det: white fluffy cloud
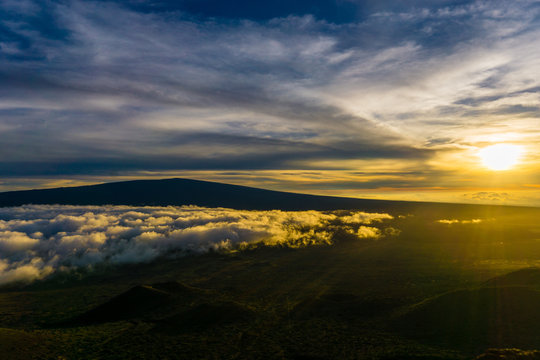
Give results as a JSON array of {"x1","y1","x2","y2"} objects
[
  {"x1": 0, "y1": 205, "x2": 396, "y2": 285},
  {"x1": 354, "y1": 226, "x2": 382, "y2": 239},
  {"x1": 0, "y1": 231, "x2": 39, "y2": 253},
  {"x1": 340, "y1": 212, "x2": 394, "y2": 225}
]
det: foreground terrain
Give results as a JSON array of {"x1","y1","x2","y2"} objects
[{"x1": 1, "y1": 180, "x2": 540, "y2": 359}]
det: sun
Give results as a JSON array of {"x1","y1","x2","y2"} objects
[{"x1": 477, "y1": 144, "x2": 524, "y2": 171}]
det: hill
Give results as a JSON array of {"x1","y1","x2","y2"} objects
[
  {"x1": 64, "y1": 282, "x2": 206, "y2": 326},
  {"x1": 392, "y1": 286, "x2": 540, "y2": 351},
  {"x1": 0, "y1": 178, "x2": 531, "y2": 215},
  {"x1": 483, "y1": 268, "x2": 540, "y2": 288},
  {"x1": 0, "y1": 178, "x2": 425, "y2": 211}
]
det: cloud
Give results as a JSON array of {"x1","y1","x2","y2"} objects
[
  {"x1": 1, "y1": 0, "x2": 512, "y2": 176},
  {"x1": 0, "y1": 231, "x2": 39, "y2": 253},
  {"x1": 340, "y1": 211, "x2": 394, "y2": 224},
  {"x1": 354, "y1": 226, "x2": 382, "y2": 239},
  {"x1": 0, "y1": 258, "x2": 54, "y2": 285},
  {"x1": 436, "y1": 219, "x2": 483, "y2": 225},
  {"x1": 464, "y1": 192, "x2": 511, "y2": 202},
  {"x1": 0, "y1": 205, "x2": 396, "y2": 285},
  {"x1": 384, "y1": 227, "x2": 401, "y2": 237}
]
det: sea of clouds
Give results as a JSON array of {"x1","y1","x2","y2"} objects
[{"x1": 0, "y1": 205, "x2": 397, "y2": 285}]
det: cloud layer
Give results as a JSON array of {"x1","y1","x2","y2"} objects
[{"x1": 0, "y1": 205, "x2": 394, "y2": 285}]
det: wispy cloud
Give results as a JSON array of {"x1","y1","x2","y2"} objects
[{"x1": 0, "y1": 1, "x2": 539, "y2": 204}]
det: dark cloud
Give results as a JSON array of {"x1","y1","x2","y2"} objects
[
  {"x1": 0, "y1": 129, "x2": 431, "y2": 176},
  {"x1": 495, "y1": 105, "x2": 540, "y2": 116},
  {"x1": 119, "y1": 0, "x2": 478, "y2": 24}
]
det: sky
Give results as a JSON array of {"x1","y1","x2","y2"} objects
[{"x1": 1, "y1": 0, "x2": 540, "y2": 206}]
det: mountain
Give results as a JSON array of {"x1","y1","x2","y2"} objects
[
  {"x1": 483, "y1": 268, "x2": 540, "y2": 288},
  {"x1": 0, "y1": 178, "x2": 526, "y2": 214},
  {"x1": 0, "y1": 178, "x2": 404, "y2": 211},
  {"x1": 65, "y1": 282, "x2": 205, "y2": 326},
  {"x1": 392, "y1": 286, "x2": 540, "y2": 350}
]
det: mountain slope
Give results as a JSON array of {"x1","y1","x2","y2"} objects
[
  {"x1": 483, "y1": 268, "x2": 540, "y2": 288},
  {"x1": 0, "y1": 177, "x2": 526, "y2": 213},
  {"x1": 0, "y1": 178, "x2": 408, "y2": 211},
  {"x1": 392, "y1": 286, "x2": 540, "y2": 350}
]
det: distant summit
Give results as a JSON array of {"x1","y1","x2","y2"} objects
[
  {"x1": 0, "y1": 178, "x2": 530, "y2": 214},
  {"x1": 0, "y1": 178, "x2": 404, "y2": 211}
]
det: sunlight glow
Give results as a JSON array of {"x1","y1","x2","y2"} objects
[{"x1": 478, "y1": 144, "x2": 524, "y2": 171}]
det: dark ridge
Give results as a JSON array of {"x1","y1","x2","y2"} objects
[
  {"x1": 0, "y1": 178, "x2": 536, "y2": 214},
  {"x1": 290, "y1": 355, "x2": 331, "y2": 360},
  {"x1": 319, "y1": 292, "x2": 359, "y2": 302},
  {"x1": 379, "y1": 356, "x2": 459, "y2": 360},
  {"x1": 474, "y1": 348, "x2": 540, "y2": 359},
  {"x1": 392, "y1": 286, "x2": 540, "y2": 351},
  {"x1": 292, "y1": 293, "x2": 402, "y2": 320},
  {"x1": 154, "y1": 301, "x2": 254, "y2": 333},
  {"x1": 484, "y1": 268, "x2": 540, "y2": 288},
  {"x1": 70, "y1": 285, "x2": 172, "y2": 325},
  {"x1": 63, "y1": 282, "x2": 202, "y2": 326},
  {"x1": 151, "y1": 281, "x2": 199, "y2": 294}
]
